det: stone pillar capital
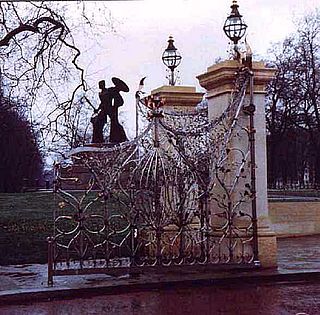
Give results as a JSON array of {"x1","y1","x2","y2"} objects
[
  {"x1": 150, "y1": 85, "x2": 204, "y2": 111},
  {"x1": 197, "y1": 60, "x2": 276, "y2": 99}
]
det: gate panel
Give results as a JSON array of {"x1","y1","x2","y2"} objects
[{"x1": 48, "y1": 69, "x2": 258, "y2": 284}]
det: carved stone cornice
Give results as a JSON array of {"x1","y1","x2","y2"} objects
[
  {"x1": 150, "y1": 85, "x2": 204, "y2": 110},
  {"x1": 197, "y1": 60, "x2": 276, "y2": 98}
]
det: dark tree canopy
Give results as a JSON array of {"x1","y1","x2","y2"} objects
[
  {"x1": 0, "y1": 97, "x2": 43, "y2": 192},
  {"x1": 266, "y1": 9, "x2": 320, "y2": 187}
]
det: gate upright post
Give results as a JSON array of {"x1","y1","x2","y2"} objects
[
  {"x1": 47, "y1": 236, "x2": 54, "y2": 286},
  {"x1": 246, "y1": 70, "x2": 259, "y2": 265}
]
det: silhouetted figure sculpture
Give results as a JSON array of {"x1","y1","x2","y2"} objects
[{"x1": 91, "y1": 78, "x2": 129, "y2": 144}]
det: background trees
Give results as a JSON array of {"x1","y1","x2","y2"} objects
[
  {"x1": 0, "y1": 1, "x2": 114, "y2": 157},
  {"x1": 0, "y1": 1, "x2": 121, "y2": 192},
  {"x1": 0, "y1": 95, "x2": 43, "y2": 192},
  {"x1": 0, "y1": 1, "x2": 116, "y2": 190},
  {"x1": 266, "y1": 9, "x2": 320, "y2": 188}
]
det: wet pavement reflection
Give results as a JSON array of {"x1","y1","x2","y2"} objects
[
  {"x1": 1, "y1": 281, "x2": 319, "y2": 315},
  {"x1": 2, "y1": 236, "x2": 320, "y2": 314},
  {"x1": 278, "y1": 235, "x2": 320, "y2": 272}
]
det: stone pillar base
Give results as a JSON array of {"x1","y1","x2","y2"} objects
[{"x1": 258, "y1": 226, "x2": 278, "y2": 268}]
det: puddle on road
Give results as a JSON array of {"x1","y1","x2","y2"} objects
[{"x1": 0, "y1": 282, "x2": 319, "y2": 315}]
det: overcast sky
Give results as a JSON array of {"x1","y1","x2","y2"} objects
[{"x1": 69, "y1": 0, "x2": 319, "y2": 136}]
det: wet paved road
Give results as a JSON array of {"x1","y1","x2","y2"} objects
[
  {"x1": 278, "y1": 235, "x2": 320, "y2": 272},
  {"x1": 1, "y1": 281, "x2": 319, "y2": 315},
  {"x1": 1, "y1": 236, "x2": 320, "y2": 314}
]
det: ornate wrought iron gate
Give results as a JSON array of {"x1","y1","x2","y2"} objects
[{"x1": 48, "y1": 69, "x2": 258, "y2": 285}]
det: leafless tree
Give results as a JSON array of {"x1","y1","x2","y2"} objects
[
  {"x1": 266, "y1": 9, "x2": 320, "y2": 186},
  {"x1": 0, "y1": 1, "x2": 115, "y2": 158}
]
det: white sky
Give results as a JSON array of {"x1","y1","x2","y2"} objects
[{"x1": 69, "y1": 0, "x2": 319, "y2": 137}]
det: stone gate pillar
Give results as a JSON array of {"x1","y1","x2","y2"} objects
[{"x1": 197, "y1": 60, "x2": 277, "y2": 268}]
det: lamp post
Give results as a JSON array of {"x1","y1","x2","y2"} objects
[
  {"x1": 162, "y1": 36, "x2": 182, "y2": 86},
  {"x1": 223, "y1": 0, "x2": 247, "y2": 53}
]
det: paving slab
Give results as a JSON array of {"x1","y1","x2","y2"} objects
[{"x1": 277, "y1": 235, "x2": 320, "y2": 272}]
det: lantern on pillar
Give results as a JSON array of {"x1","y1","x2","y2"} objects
[
  {"x1": 162, "y1": 36, "x2": 182, "y2": 86},
  {"x1": 223, "y1": 0, "x2": 247, "y2": 48}
]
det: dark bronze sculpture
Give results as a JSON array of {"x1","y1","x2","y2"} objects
[{"x1": 91, "y1": 77, "x2": 129, "y2": 144}]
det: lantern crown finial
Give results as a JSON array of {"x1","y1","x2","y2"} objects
[
  {"x1": 230, "y1": 0, "x2": 241, "y2": 17},
  {"x1": 166, "y1": 36, "x2": 176, "y2": 52}
]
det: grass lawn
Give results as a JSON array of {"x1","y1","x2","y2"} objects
[
  {"x1": 0, "y1": 191, "x2": 129, "y2": 265},
  {"x1": 0, "y1": 191, "x2": 55, "y2": 265}
]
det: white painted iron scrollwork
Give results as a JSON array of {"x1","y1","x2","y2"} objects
[{"x1": 48, "y1": 68, "x2": 258, "y2": 285}]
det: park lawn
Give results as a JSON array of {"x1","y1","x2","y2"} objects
[
  {"x1": 0, "y1": 191, "x2": 127, "y2": 265},
  {"x1": 0, "y1": 192, "x2": 55, "y2": 265}
]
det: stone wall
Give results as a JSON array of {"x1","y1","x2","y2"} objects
[{"x1": 269, "y1": 199, "x2": 320, "y2": 237}]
